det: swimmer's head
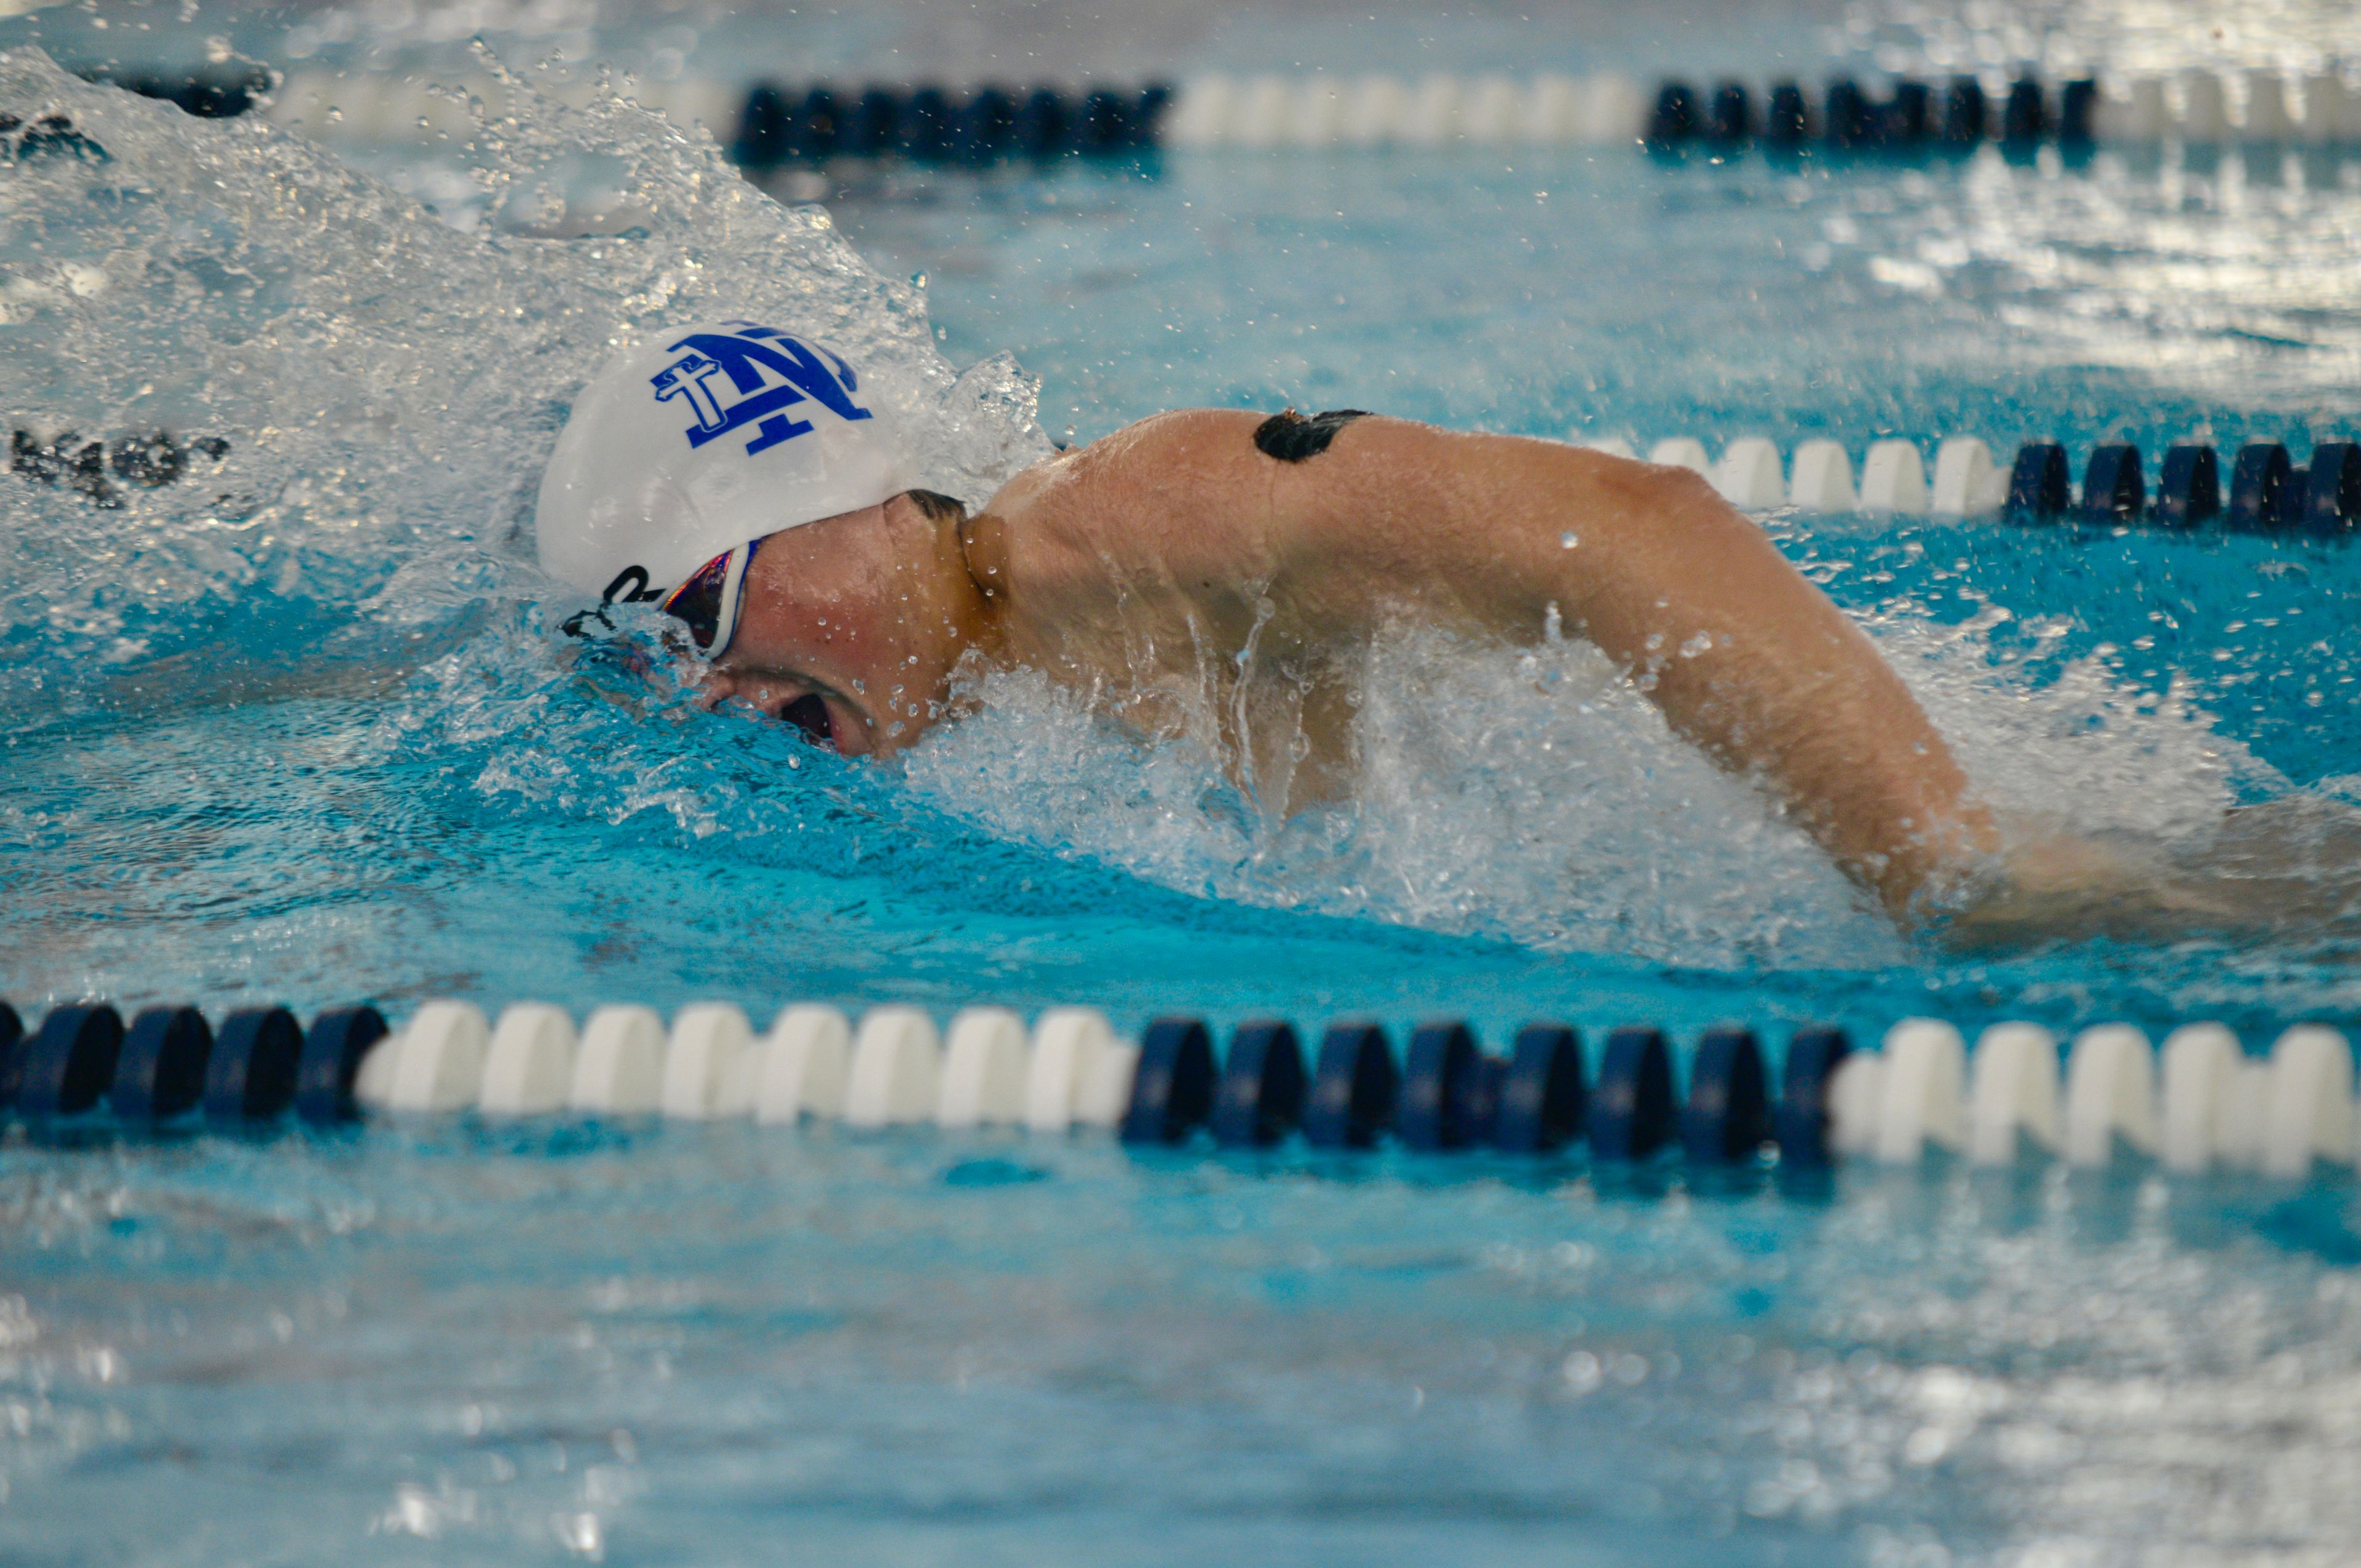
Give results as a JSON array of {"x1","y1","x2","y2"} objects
[
  {"x1": 538, "y1": 321, "x2": 999, "y2": 756},
  {"x1": 535, "y1": 320, "x2": 914, "y2": 660}
]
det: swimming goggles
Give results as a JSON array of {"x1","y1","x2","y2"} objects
[{"x1": 659, "y1": 537, "x2": 758, "y2": 658}]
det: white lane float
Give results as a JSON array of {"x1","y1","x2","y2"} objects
[
  {"x1": 755, "y1": 1005, "x2": 852, "y2": 1125},
  {"x1": 2260, "y1": 1026, "x2": 2353, "y2": 1178},
  {"x1": 2062, "y1": 1024, "x2": 2159, "y2": 1167},
  {"x1": 937, "y1": 1007, "x2": 1030, "y2": 1128},
  {"x1": 662, "y1": 1004, "x2": 756, "y2": 1119},
  {"x1": 385, "y1": 1000, "x2": 488, "y2": 1112},
  {"x1": 480, "y1": 1004, "x2": 577, "y2": 1116},
  {"x1": 1874, "y1": 1018, "x2": 1966, "y2": 1163},
  {"x1": 569, "y1": 1004, "x2": 666, "y2": 1114},
  {"x1": 1966, "y1": 1023, "x2": 2060, "y2": 1165},
  {"x1": 2159, "y1": 1023, "x2": 2244, "y2": 1173},
  {"x1": 1711, "y1": 437, "x2": 1786, "y2": 507},
  {"x1": 844, "y1": 1007, "x2": 942, "y2": 1128},
  {"x1": 1027, "y1": 1007, "x2": 1120, "y2": 1133},
  {"x1": 1789, "y1": 440, "x2": 1857, "y2": 512},
  {"x1": 1858, "y1": 440, "x2": 1929, "y2": 514},
  {"x1": 1647, "y1": 435, "x2": 1710, "y2": 474}
]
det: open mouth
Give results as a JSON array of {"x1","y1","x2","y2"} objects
[{"x1": 778, "y1": 692, "x2": 836, "y2": 750}]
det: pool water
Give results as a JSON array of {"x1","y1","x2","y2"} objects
[{"x1": 7, "y1": 0, "x2": 2361, "y2": 1559}]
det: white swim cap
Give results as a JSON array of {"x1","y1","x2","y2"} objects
[{"x1": 536, "y1": 319, "x2": 912, "y2": 654}]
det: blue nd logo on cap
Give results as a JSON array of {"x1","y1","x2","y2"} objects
[
  {"x1": 649, "y1": 323, "x2": 876, "y2": 456},
  {"x1": 536, "y1": 319, "x2": 917, "y2": 654}
]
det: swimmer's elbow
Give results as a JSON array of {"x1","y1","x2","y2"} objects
[
  {"x1": 1545, "y1": 442, "x2": 1722, "y2": 519},
  {"x1": 1623, "y1": 459, "x2": 1731, "y2": 521},
  {"x1": 1525, "y1": 450, "x2": 1776, "y2": 626},
  {"x1": 1557, "y1": 450, "x2": 1752, "y2": 553}
]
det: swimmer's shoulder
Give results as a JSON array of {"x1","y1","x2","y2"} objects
[
  {"x1": 1003, "y1": 407, "x2": 1441, "y2": 504},
  {"x1": 975, "y1": 409, "x2": 1332, "y2": 595},
  {"x1": 985, "y1": 409, "x2": 1672, "y2": 533},
  {"x1": 978, "y1": 409, "x2": 1268, "y2": 533},
  {"x1": 978, "y1": 407, "x2": 1648, "y2": 571}
]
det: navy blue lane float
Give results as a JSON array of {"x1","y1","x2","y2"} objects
[
  {"x1": 1679, "y1": 1025, "x2": 1769, "y2": 1163},
  {"x1": 1493, "y1": 1024, "x2": 1585, "y2": 1153},
  {"x1": 732, "y1": 81, "x2": 1170, "y2": 168},
  {"x1": 1302, "y1": 1022, "x2": 1399, "y2": 1149},
  {"x1": 1940, "y1": 81, "x2": 1989, "y2": 144},
  {"x1": 1398, "y1": 1021, "x2": 1489, "y2": 1150},
  {"x1": 113, "y1": 1005, "x2": 215, "y2": 1121},
  {"x1": 1212, "y1": 1020, "x2": 1306, "y2": 1147},
  {"x1": 1708, "y1": 84, "x2": 1751, "y2": 143},
  {"x1": 70, "y1": 67, "x2": 270, "y2": 119},
  {"x1": 1648, "y1": 73, "x2": 2094, "y2": 152},
  {"x1": 1588, "y1": 1026, "x2": 1676, "y2": 1160},
  {"x1": 3, "y1": 1004, "x2": 124, "y2": 1119},
  {"x1": 1116, "y1": 1014, "x2": 1836, "y2": 1166},
  {"x1": 1648, "y1": 83, "x2": 1700, "y2": 145},
  {"x1": 1121, "y1": 1017, "x2": 1217, "y2": 1144},
  {"x1": 2156, "y1": 445, "x2": 2221, "y2": 526},
  {"x1": 2006, "y1": 439, "x2": 2359, "y2": 533},
  {"x1": 1765, "y1": 84, "x2": 1811, "y2": 145},
  {"x1": 1772, "y1": 1026, "x2": 1852, "y2": 1168},
  {"x1": 297, "y1": 1006, "x2": 387, "y2": 1123},
  {"x1": 0, "y1": 1000, "x2": 382, "y2": 1128},
  {"x1": 202, "y1": 1006, "x2": 306, "y2": 1123},
  {"x1": 2081, "y1": 443, "x2": 2145, "y2": 523},
  {"x1": 2007, "y1": 441, "x2": 2073, "y2": 518}
]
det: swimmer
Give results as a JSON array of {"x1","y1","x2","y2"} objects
[{"x1": 536, "y1": 320, "x2": 2168, "y2": 937}]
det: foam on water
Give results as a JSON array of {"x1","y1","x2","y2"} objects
[
  {"x1": 0, "y1": 46, "x2": 1048, "y2": 719},
  {"x1": 908, "y1": 590, "x2": 2296, "y2": 969}
]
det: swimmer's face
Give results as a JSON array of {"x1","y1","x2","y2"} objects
[{"x1": 696, "y1": 494, "x2": 982, "y2": 758}]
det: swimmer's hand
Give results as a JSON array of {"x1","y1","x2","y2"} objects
[{"x1": 1929, "y1": 831, "x2": 2249, "y2": 950}]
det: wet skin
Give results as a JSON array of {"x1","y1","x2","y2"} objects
[{"x1": 695, "y1": 410, "x2": 1999, "y2": 924}]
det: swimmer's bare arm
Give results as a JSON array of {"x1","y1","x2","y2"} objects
[{"x1": 979, "y1": 410, "x2": 1998, "y2": 914}]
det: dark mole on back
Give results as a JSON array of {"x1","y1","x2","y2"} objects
[{"x1": 1252, "y1": 408, "x2": 1369, "y2": 462}]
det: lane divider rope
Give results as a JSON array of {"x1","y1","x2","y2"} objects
[
  {"x1": 56, "y1": 66, "x2": 2361, "y2": 157},
  {"x1": 1587, "y1": 434, "x2": 2359, "y2": 530},
  {"x1": 3, "y1": 998, "x2": 2357, "y2": 1182},
  {"x1": 1644, "y1": 69, "x2": 2361, "y2": 149}
]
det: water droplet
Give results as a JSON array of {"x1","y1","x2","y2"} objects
[{"x1": 1560, "y1": 530, "x2": 1578, "y2": 548}]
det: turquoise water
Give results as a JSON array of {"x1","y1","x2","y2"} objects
[
  {"x1": 7, "y1": 0, "x2": 2361, "y2": 1559},
  {"x1": 12, "y1": 1122, "x2": 2361, "y2": 1566},
  {"x1": 8, "y1": 109, "x2": 2361, "y2": 1037}
]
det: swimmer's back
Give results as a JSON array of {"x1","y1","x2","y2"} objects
[{"x1": 969, "y1": 406, "x2": 1648, "y2": 675}]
